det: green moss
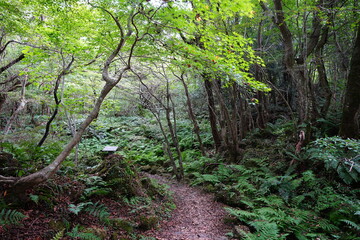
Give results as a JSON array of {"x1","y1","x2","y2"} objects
[
  {"x1": 48, "y1": 220, "x2": 66, "y2": 231},
  {"x1": 110, "y1": 218, "x2": 135, "y2": 233},
  {"x1": 137, "y1": 215, "x2": 159, "y2": 230}
]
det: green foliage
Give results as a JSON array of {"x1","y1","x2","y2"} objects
[
  {"x1": 51, "y1": 229, "x2": 65, "y2": 240},
  {"x1": 29, "y1": 194, "x2": 39, "y2": 205},
  {"x1": 66, "y1": 225, "x2": 101, "y2": 240},
  {"x1": 68, "y1": 202, "x2": 93, "y2": 215},
  {"x1": 308, "y1": 137, "x2": 360, "y2": 184},
  {"x1": 80, "y1": 176, "x2": 112, "y2": 199},
  {"x1": 340, "y1": 219, "x2": 360, "y2": 231},
  {"x1": 187, "y1": 152, "x2": 360, "y2": 239},
  {"x1": 68, "y1": 201, "x2": 110, "y2": 223},
  {"x1": 0, "y1": 140, "x2": 65, "y2": 174},
  {"x1": 85, "y1": 202, "x2": 110, "y2": 222},
  {"x1": 0, "y1": 209, "x2": 27, "y2": 228}
]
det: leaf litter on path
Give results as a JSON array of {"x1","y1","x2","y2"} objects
[{"x1": 144, "y1": 174, "x2": 233, "y2": 240}]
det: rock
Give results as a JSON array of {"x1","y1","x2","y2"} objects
[
  {"x1": 140, "y1": 165, "x2": 152, "y2": 172},
  {"x1": 48, "y1": 220, "x2": 66, "y2": 232},
  {"x1": 110, "y1": 218, "x2": 135, "y2": 233},
  {"x1": 137, "y1": 215, "x2": 159, "y2": 230},
  {"x1": 83, "y1": 226, "x2": 107, "y2": 239},
  {"x1": 96, "y1": 154, "x2": 145, "y2": 197},
  {"x1": 140, "y1": 177, "x2": 166, "y2": 199},
  {"x1": 233, "y1": 225, "x2": 251, "y2": 239},
  {"x1": 0, "y1": 152, "x2": 19, "y2": 176}
]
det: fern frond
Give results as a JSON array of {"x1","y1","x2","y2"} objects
[
  {"x1": 68, "y1": 202, "x2": 92, "y2": 215},
  {"x1": 317, "y1": 218, "x2": 339, "y2": 232},
  {"x1": 0, "y1": 209, "x2": 27, "y2": 226},
  {"x1": 225, "y1": 207, "x2": 258, "y2": 221},
  {"x1": 67, "y1": 225, "x2": 102, "y2": 240},
  {"x1": 51, "y1": 229, "x2": 64, "y2": 240},
  {"x1": 340, "y1": 219, "x2": 360, "y2": 231},
  {"x1": 85, "y1": 202, "x2": 110, "y2": 221},
  {"x1": 249, "y1": 221, "x2": 281, "y2": 240}
]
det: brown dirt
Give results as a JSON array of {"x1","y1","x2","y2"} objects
[{"x1": 144, "y1": 174, "x2": 232, "y2": 240}]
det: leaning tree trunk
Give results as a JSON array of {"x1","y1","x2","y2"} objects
[{"x1": 339, "y1": 24, "x2": 360, "y2": 139}]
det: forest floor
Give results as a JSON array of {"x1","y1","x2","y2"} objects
[
  {"x1": 0, "y1": 173, "x2": 234, "y2": 240},
  {"x1": 144, "y1": 174, "x2": 232, "y2": 240}
]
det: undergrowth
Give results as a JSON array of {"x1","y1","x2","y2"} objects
[{"x1": 1, "y1": 116, "x2": 359, "y2": 239}]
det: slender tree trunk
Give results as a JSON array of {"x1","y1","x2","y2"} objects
[
  {"x1": 38, "y1": 56, "x2": 74, "y2": 147},
  {"x1": 178, "y1": 73, "x2": 206, "y2": 156},
  {"x1": 339, "y1": 24, "x2": 360, "y2": 138},
  {"x1": 203, "y1": 76, "x2": 222, "y2": 151},
  {"x1": 213, "y1": 80, "x2": 241, "y2": 161},
  {"x1": 3, "y1": 77, "x2": 27, "y2": 134},
  {"x1": 164, "y1": 80, "x2": 183, "y2": 180},
  {"x1": 151, "y1": 110, "x2": 179, "y2": 179}
]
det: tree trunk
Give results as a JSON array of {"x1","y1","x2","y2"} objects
[
  {"x1": 3, "y1": 77, "x2": 27, "y2": 134},
  {"x1": 203, "y1": 76, "x2": 222, "y2": 151},
  {"x1": 0, "y1": 5, "x2": 138, "y2": 193},
  {"x1": 178, "y1": 73, "x2": 206, "y2": 156},
  {"x1": 339, "y1": 24, "x2": 360, "y2": 139},
  {"x1": 165, "y1": 80, "x2": 184, "y2": 180},
  {"x1": 38, "y1": 56, "x2": 74, "y2": 147}
]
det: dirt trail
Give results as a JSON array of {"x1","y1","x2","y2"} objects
[{"x1": 145, "y1": 174, "x2": 231, "y2": 240}]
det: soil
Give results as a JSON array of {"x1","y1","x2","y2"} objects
[{"x1": 145, "y1": 174, "x2": 232, "y2": 240}]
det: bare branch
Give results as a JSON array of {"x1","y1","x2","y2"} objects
[{"x1": 0, "y1": 53, "x2": 25, "y2": 74}]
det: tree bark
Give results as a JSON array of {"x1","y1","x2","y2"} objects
[
  {"x1": 339, "y1": 24, "x2": 360, "y2": 139},
  {"x1": 0, "y1": 5, "x2": 138, "y2": 193},
  {"x1": 203, "y1": 76, "x2": 222, "y2": 151},
  {"x1": 38, "y1": 56, "x2": 75, "y2": 147},
  {"x1": 177, "y1": 72, "x2": 206, "y2": 156},
  {"x1": 3, "y1": 77, "x2": 27, "y2": 134},
  {"x1": 0, "y1": 54, "x2": 25, "y2": 74}
]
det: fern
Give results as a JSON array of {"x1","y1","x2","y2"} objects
[
  {"x1": 317, "y1": 218, "x2": 339, "y2": 232},
  {"x1": 340, "y1": 219, "x2": 360, "y2": 231},
  {"x1": 249, "y1": 221, "x2": 282, "y2": 240},
  {"x1": 66, "y1": 225, "x2": 101, "y2": 240},
  {"x1": 225, "y1": 207, "x2": 257, "y2": 221},
  {"x1": 0, "y1": 209, "x2": 27, "y2": 227},
  {"x1": 192, "y1": 173, "x2": 220, "y2": 185},
  {"x1": 68, "y1": 202, "x2": 93, "y2": 215},
  {"x1": 51, "y1": 229, "x2": 65, "y2": 240},
  {"x1": 85, "y1": 202, "x2": 110, "y2": 222}
]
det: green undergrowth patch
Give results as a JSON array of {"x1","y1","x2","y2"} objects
[
  {"x1": 1, "y1": 151, "x2": 175, "y2": 239},
  {"x1": 186, "y1": 123, "x2": 360, "y2": 239}
]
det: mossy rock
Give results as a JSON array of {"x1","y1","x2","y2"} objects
[
  {"x1": 140, "y1": 177, "x2": 167, "y2": 199},
  {"x1": 140, "y1": 165, "x2": 152, "y2": 172},
  {"x1": 203, "y1": 183, "x2": 216, "y2": 193},
  {"x1": 215, "y1": 189, "x2": 246, "y2": 208},
  {"x1": 137, "y1": 215, "x2": 159, "y2": 230},
  {"x1": 48, "y1": 220, "x2": 66, "y2": 232},
  {"x1": 0, "y1": 152, "x2": 19, "y2": 176},
  {"x1": 233, "y1": 225, "x2": 251, "y2": 239},
  {"x1": 111, "y1": 232, "x2": 130, "y2": 240},
  {"x1": 82, "y1": 226, "x2": 108, "y2": 239},
  {"x1": 96, "y1": 154, "x2": 145, "y2": 197},
  {"x1": 110, "y1": 218, "x2": 135, "y2": 233}
]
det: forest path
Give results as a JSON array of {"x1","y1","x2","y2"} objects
[{"x1": 144, "y1": 174, "x2": 231, "y2": 240}]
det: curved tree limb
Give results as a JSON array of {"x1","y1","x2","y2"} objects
[
  {"x1": 0, "y1": 4, "x2": 143, "y2": 193},
  {"x1": 37, "y1": 55, "x2": 75, "y2": 147}
]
